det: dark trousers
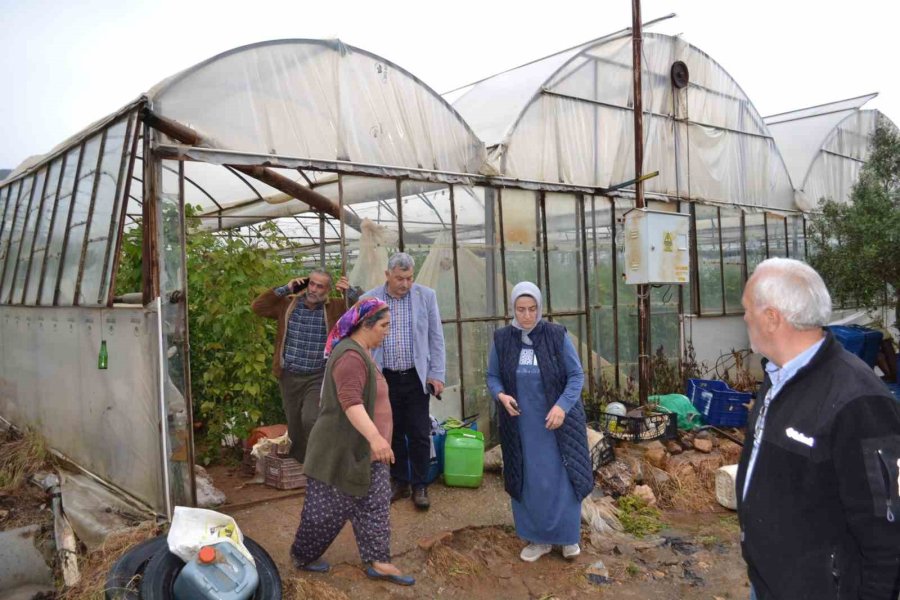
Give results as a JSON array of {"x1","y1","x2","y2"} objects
[
  {"x1": 383, "y1": 368, "x2": 430, "y2": 486},
  {"x1": 279, "y1": 370, "x2": 324, "y2": 464},
  {"x1": 290, "y1": 463, "x2": 391, "y2": 565}
]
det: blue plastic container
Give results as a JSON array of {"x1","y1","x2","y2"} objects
[
  {"x1": 827, "y1": 325, "x2": 883, "y2": 368},
  {"x1": 173, "y1": 541, "x2": 259, "y2": 600},
  {"x1": 686, "y1": 379, "x2": 751, "y2": 428}
]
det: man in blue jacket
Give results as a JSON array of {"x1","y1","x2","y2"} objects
[
  {"x1": 736, "y1": 258, "x2": 900, "y2": 600},
  {"x1": 365, "y1": 252, "x2": 445, "y2": 510}
]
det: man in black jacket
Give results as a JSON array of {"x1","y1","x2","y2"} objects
[{"x1": 736, "y1": 258, "x2": 900, "y2": 600}]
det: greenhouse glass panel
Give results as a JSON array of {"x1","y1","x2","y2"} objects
[
  {"x1": 695, "y1": 204, "x2": 723, "y2": 315},
  {"x1": 720, "y1": 206, "x2": 744, "y2": 313},
  {"x1": 80, "y1": 118, "x2": 130, "y2": 306},
  {"x1": 343, "y1": 175, "x2": 399, "y2": 293},
  {"x1": 745, "y1": 212, "x2": 766, "y2": 276},
  {"x1": 788, "y1": 215, "x2": 805, "y2": 260},
  {"x1": 440, "y1": 322, "x2": 463, "y2": 423},
  {"x1": 0, "y1": 181, "x2": 22, "y2": 297},
  {"x1": 58, "y1": 135, "x2": 103, "y2": 305},
  {"x1": 400, "y1": 183, "x2": 457, "y2": 320},
  {"x1": 10, "y1": 168, "x2": 48, "y2": 303},
  {"x1": 554, "y1": 314, "x2": 590, "y2": 378},
  {"x1": 24, "y1": 159, "x2": 63, "y2": 305},
  {"x1": 587, "y1": 196, "x2": 615, "y2": 385},
  {"x1": 545, "y1": 193, "x2": 584, "y2": 313},
  {"x1": 452, "y1": 185, "x2": 503, "y2": 319},
  {"x1": 615, "y1": 199, "x2": 637, "y2": 378},
  {"x1": 42, "y1": 146, "x2": 82, "y2": 305},
  {"x1": 1, "y1": 176, "x2": 34, "y2": 302},
  {"x1": 766, "y1": 214, "x2": 787, "y2": 258},
  {"x1": 500, "y1": 189, "x2": 540, "y2": 290},
  {"x1": 462, "y1": 320, "x2": 500, "y2": 433}
]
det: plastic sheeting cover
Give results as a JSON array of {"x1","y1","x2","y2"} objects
[
  {"x1": 453, "y1": 33, "x2": 796, "y2": 211},
  {"x1": 150, "y1": 39, "x2": 485, "y2": 177}
]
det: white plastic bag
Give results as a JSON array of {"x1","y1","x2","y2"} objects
[{"x1": 167, "y1": 506, "x2": 255, "y2": 565}]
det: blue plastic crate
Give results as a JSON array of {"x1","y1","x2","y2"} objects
[
  {"x1": 887, "y1": 383, "x2": 900, "y2": 403},
  {"x1": 827, "y1": 325, "x2": 883, "y2": 368},
  {"x1": 686, "y1": 378, "x2": 751, "y2": 428}
]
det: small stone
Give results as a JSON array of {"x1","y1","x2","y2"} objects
[
  {"x1": 633, "y1": 484, "x2": 656, "y2": 507},
  {"x1": 697, "y1": 561, "x2": 710, "y2": 570},
  {"x1": 0, "y1": 508, "x2": 7, "y2": 520},
  {"x1": 694, "y1": 438, "x2": 713, "y2": 454},
  {"x1": 653, "y1": 570, "x2": 666, "y2": 579},
  {"x1": 694, "y1": 430, "x2": 711, "y2": 440},
  {"x1": 680, "y1": 437, "x2": 695, "y2": 451},
  {"x1": 644, "y1": 441, "x2": 668, "y2": 469},
  {"x1": 665, "y1": 441, "x2": 683, "y2": 455},
  {"x1": 586, "y1": 560, "x2": 611, "y2": 585},
  {"x1": 417, "y1": 530, "x2": 453, "y2": 551}
]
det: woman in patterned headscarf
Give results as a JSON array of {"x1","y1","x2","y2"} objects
[
  {"x1": 290, "y1": 297, "x2": 415, "y2": 586},
  {"x1": 487, "y1": 282, "x2": 592, "y2": 563}
]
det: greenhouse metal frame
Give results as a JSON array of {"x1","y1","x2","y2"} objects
[{"x1": 0, "y1": 35, "x2": 891, "y2": 515}]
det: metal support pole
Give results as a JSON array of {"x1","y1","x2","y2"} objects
[{"x1": 632, "y1": 0, "x2": 651, "y2": 405}]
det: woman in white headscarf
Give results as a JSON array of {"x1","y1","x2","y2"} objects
[{"x1": 486, "y1": 282, "x2": 592, "y2": 563}]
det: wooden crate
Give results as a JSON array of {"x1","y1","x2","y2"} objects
[{"x1": 264, "y1": 453, "x2": 307, "y2": 490}]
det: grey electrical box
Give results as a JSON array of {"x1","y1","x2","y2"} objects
[{"x1": 623, "y1": 208, "x2": 690, "y2": 285}]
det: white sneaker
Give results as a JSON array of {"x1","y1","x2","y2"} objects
[
  {"x1": 520, "y1": 543, "x2": 552, "y2": 562},
  {"x1": 561, "y1": 544, "x2": 581, "y2": 559}
]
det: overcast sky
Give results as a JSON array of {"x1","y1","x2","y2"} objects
[{"x1": 1, "y1": 0, "x2": 897, "y2": 169}]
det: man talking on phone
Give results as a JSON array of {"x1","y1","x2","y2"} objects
[{"x1": 252, "y1": 269, "x2": 360, "y2": 466}]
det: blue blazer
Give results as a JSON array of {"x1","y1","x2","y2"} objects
[{"x1": 363, "y1": 283, "x2": 446, "y2": 393}]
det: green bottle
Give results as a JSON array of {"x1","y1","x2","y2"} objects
[{"x1": 98, "y1": 340, "x2": 108, "y2": 370}]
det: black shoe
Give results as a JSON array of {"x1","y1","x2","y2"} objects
[
  {"x1": 412, "y1": 485, "x2": 430, "y2": 510},
  {"x1": 391, "y1": 480, "x2": 411, "y2": 503}
]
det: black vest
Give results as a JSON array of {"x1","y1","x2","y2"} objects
[{"x1": 493, "y1": 321, "x2": 593, "y2": 502}]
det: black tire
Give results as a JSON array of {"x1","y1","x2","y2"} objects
[
  {"x1": 139, "y1": 535, "x2": 282, "y2": 600},
  {"x1": 105, "y1": 535, "x2": 168, "y2": 600}
]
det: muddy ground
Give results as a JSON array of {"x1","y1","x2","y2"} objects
[{"x1": 211, "y1": 465, "x2": 751, "y2": 599}]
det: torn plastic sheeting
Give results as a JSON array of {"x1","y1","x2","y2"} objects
[{"x1": 60, "y1": 471, "x2": 155, "y2": 553}]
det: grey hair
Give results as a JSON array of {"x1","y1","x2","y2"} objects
[
  {"x1": 750, "y1": 258, "x2": 832, "y2": 330},
  {"x1": 308, "y1": 268, "x2": 333, "y2": 286},
  {"x1": 387, "y1": 252, "x2": 415, "y2": 272}
]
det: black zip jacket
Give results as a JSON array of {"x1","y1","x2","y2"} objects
[{"x1": 736, "y1": 333, "x2": 900, "y2": 600}]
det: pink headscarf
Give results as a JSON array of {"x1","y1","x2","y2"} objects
[{"x1": 324, "y1": 297, "x2": 389, "y2": 357}]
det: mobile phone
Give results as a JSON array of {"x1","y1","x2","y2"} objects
[
  {"x1": 291, "y1": 278, "x2": 309, "y2": 294},
  {"x1": 509, "y1": 399, "x2": 519, "y2": 412},
  {"x1": 426, "y1": 382, "x2": 442, "y2": 400}
]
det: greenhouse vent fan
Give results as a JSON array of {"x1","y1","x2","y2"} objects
[{"x1": 671, "y1": 61, "x2": 689, "y2": 89}]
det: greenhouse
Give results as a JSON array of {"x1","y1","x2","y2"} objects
[{"x1": 0, "y1": 34, "x2": 891, "y2": 516}]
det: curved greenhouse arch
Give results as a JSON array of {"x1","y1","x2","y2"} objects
[{"x1": 454, "y1": 32, "x2": 796, "y2": 210}]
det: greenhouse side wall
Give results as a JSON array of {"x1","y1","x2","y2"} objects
[{"x1": 0, "y1": 305, "x2": 165, "y2": 513}]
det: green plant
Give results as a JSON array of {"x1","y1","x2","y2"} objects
[
  {"x1": 617, "y1": 494, "x2": 664, "y2": 538},
  {"x1": 808, "y1": 119, "x2": 900, "y2": 327},
  {"x1": 625, "y1": 563, "x2": 641, "y2": 577},
  {"x1": 116, "y1": 210, "x2": 301, "y2": 462}
]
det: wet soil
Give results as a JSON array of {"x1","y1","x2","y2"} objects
[{"x1": 211, "y1": 467, "x2": 750, "y2": 599}]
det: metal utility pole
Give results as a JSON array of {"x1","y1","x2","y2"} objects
[{"x1": 632, "y1": 0, "x2": 651, "y2": 406}]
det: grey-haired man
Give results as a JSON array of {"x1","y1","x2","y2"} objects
[{"x1": 365, "y1": 252, "x2": 445, "y2": 510}]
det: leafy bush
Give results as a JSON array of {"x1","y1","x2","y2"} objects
[{"x1": 117, "y1": 214, "x2": 300, "y2": 462}]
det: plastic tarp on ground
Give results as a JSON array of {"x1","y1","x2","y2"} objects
[
  {"x1": 765, "y1": 95, "x2": 895, "y2": 210},
  {"x1": 451, "y1": 33, "x2": 796, "y2": 211}
]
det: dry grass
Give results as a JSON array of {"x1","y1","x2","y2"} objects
[
  {"x1": 59, "y1": 521, "x2": 161, "y2": 600},
  {"x1": 427, "y1": 541, "x2": 483, "y2": 579},
  {"x1": 0, "y1": 427, "x2": 51, "y2": 492},
  {"x1": 284, "y1": 576, "x2": 351, "y2": 600},
  {"x1": 644, "y1": 458, "x2": 719, "y2": 513}
]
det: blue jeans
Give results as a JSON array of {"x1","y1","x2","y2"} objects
[{"x1": 750, "y1": 586, "x2": 758, "y2": 600}]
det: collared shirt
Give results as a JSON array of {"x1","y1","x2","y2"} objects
[
  {"x1": 743, "y1": 336, "x2": 826, "y2": 499},
  {"x1": 276, "y1": 285, "x2": 327, "y2": 374},
  {"x1": 382, "y1": 285, "x2": 414, "y2": 371}
]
